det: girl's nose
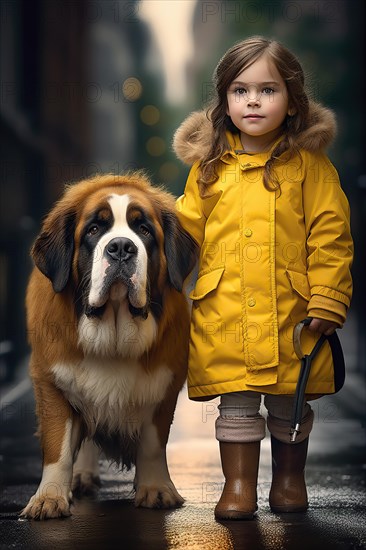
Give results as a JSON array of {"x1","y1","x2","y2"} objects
[
  {"x1": 247, "y1": 98, "x2": 260, "y2": 107},
  {"x1": 246, "y1": 92, "x2": 261, "y2": 106},
  {"x1": 246, "y1": 85, "x2": 261, "y2": 106}
]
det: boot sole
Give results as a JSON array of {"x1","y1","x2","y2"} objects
[
  {"x1": 270, "y1": 504, "x2": 308, "y2": 513},
  {"x1": 215, "y1": 512, "x2": 254, "y2": 521},
  {"x1": 215, "y1": 509, "x2": 257, "y2": 520}
]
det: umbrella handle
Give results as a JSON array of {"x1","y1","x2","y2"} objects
[
  {"x1": 290, "y1": 356, "x2": 310, "y2": 442},
  {"x1": 290, "y1": 317, "x2": 327, "y2": 442},
  {"x1": 293, "y1": 317, "x2": 313, "y2": 360},
  {"x1": 290, "y1": 317, "x2": 345, "y2": 442}
]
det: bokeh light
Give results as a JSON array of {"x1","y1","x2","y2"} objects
[
  {"x1": 146, "y1": 136, "x2": 166, "y2": 156},
  {"x1": 122, "y1": 77, "x2": 143, "y2": 102},
  {"x1": 140, "y1": 105, "x2": 160, "y2": 125}
]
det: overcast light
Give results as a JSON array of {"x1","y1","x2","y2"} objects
[{"x1": 138, "y1": 0, "x2": 197, "y2": 104}]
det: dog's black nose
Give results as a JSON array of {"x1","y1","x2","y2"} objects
[{"x1": 106, "y1": 238, "x2": 137, "y2": 261}]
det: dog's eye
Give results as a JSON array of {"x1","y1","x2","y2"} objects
[
  {"x1": 139, "y1": 224, "x2": 150, "y2": 237},
  {"x1": 87, "y1": 225, "x2": 99, "y2": 236}
]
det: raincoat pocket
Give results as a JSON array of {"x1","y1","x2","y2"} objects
[
  {"x1": 189, "y1": 265, "x2": 225, "y2": 300},
  {"x1": 286, "y1": 268, "x2": 311, "y2": 301}
]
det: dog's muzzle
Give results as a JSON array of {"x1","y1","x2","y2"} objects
[{"x1": 87, "y1": 234, "x2": 148, "y2": 315}]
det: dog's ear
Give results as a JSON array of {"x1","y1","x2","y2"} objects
[
  {"x1": 32, "y1": 207, "x2": 76, "y2": 293},
  {"x1": 162, "y1": 211, "x2": 198, "y2": 292}
]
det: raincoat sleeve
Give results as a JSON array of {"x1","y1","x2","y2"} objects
[
  {"x1": 303, "y1": 153, "x2": 353, "y2": 317},
  {"x1": 175, "y1": 162, "x2": 206, "y2": 247}
]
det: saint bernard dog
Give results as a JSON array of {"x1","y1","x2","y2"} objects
[{"x1": 21, "y1": 172, "x2": 197, "y2": 520}]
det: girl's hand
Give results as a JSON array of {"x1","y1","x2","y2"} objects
[{"x1": 308, "y1": 318, "x2": 338, "y2": 336}]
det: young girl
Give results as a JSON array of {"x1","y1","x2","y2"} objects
[{"x1": 173, "y1": 36, "x2": 353, "y2": 520}]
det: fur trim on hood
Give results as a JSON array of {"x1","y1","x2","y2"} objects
[{"x1": 173, "y1": 101, "x2": 337, "y2": 165}]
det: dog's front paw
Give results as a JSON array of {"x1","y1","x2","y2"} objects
[
  {"x1": 134, "y1": 482, "x2": 184, "y2": 509},
  {"x1": 20, "y1": 495, "x2": 71, "y2": 520},
  {"x1": 72, "y1": 471, "x2": 101, "y2": 498}
]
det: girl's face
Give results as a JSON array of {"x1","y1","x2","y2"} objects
[{"x1": 226, "y1": 54, "x2": 291, "y2": 152}]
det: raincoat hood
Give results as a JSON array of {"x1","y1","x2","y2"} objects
[{"x1": 173, "y1": 101, "x2": 337, "y2": 165}]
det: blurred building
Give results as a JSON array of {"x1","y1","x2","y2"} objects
[{"x1": 0, "y1": 0, "x2": 150, "y2": 379}]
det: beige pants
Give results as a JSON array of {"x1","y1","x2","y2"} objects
[{"x1": 216, "y1": 391, "x2": 313, "y2": 444}]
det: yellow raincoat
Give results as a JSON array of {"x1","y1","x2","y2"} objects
[{"x1": 174, "y1": 106, "x2": 353, "y2": 401}]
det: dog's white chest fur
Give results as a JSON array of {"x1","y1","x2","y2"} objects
[{"x1": 51, "y1": 358, "x2": 173, "y2": 437}]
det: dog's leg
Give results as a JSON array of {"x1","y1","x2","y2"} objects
[
  {"x1": 72, "y1": 439, "x2": 101, "y2": 497},
  {"x1": 134, "y1": 393, "x2": 184, "y2": 509},
  {"x1": 20, "y1": 382, "x2": 81, "y2": 520}
]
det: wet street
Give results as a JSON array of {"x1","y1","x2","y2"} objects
[{"x1": 1, "y1": 321, "x2": 365, "y2": 550}]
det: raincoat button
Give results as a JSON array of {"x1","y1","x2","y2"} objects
[
  {"x1": 248, "y1": 298, "x2": 256, "y2": 307},
  {"x1": 244, "y1": 228, "x2": 252, "y2": 237}
]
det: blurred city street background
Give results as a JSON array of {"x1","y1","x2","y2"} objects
[{"x1": 1, "y1": 1, "x2": 365, "y2": 548}]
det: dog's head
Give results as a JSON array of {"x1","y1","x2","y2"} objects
[{"x1": 32, "y1": 173, "x2": 197, "y2": 320}]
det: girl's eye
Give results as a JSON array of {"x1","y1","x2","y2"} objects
[
  {"x1": 262, "y1": 87, "x2": 275, "y2": 94},
  {"x1": 235, "y1": 87, "x2": 246, "y2": 95},
  {"x1": 140, "y1": 225, "x2": 150, "y2": 236},
  {"x1": 87, "y1": 225, "x2": 99, "y2": 237}
]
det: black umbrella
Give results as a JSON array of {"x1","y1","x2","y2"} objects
[{"x1": 290, "y1": 317, "x2": 345, "y2": 442}]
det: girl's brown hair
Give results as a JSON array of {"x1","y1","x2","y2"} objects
[{"x1": 199, "y1": 36, "x2": 310, "y2": 191}]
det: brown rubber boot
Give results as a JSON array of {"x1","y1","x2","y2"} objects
[
  {"x1": 269, "y1": 435, "x2": 309, "y2": 513},
  {"x1": 214, "y1": 441, "x2": 260, "y2": 520}
]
